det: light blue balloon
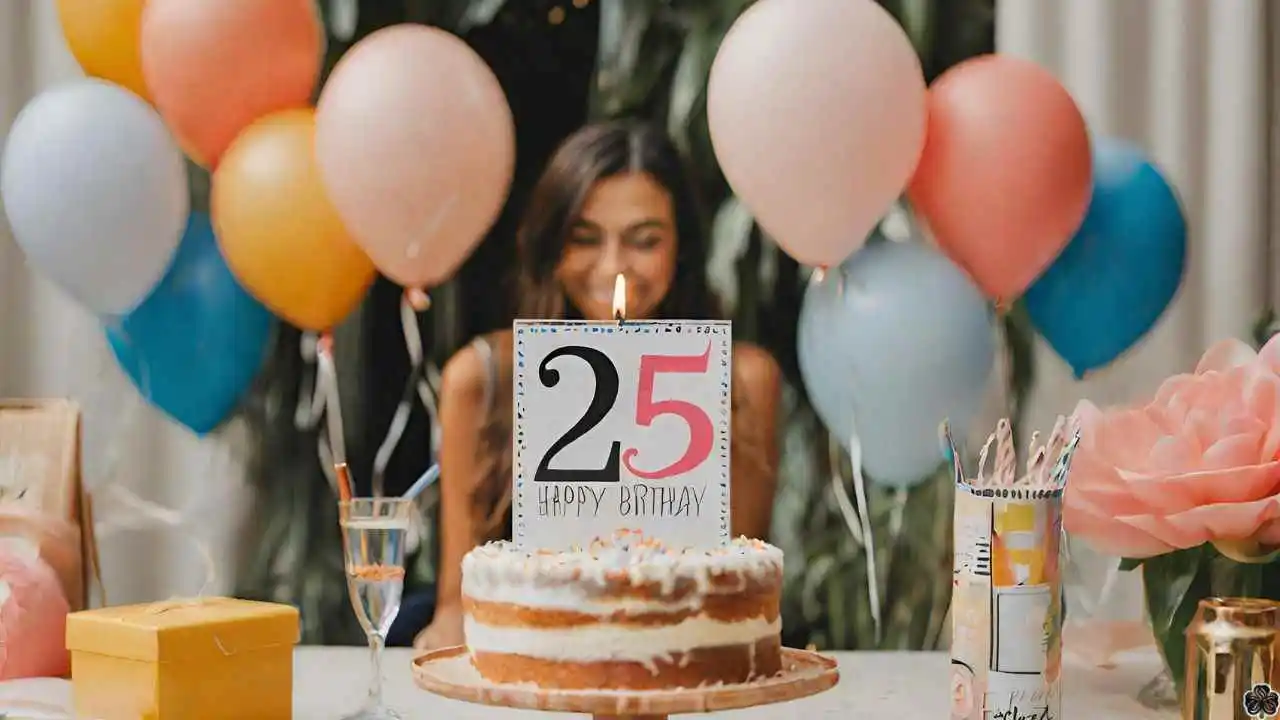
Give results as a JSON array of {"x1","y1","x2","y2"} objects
[
  {"x1": 1024, "y1": 137, "x2": 1187, "y2": 378},
  {"x1": 0, "y1": 79, "x2": 188, "y2": 315},
  {"x1": 107, "y1": 213, "x2": 274, "y2": 435},
  {"x1": 798, "y1": 241, "x2": 997, "y2": 488}
]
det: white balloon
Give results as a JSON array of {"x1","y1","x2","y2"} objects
[{"x1": 1, "y1": 79, "x2": 188, "y2": 315}]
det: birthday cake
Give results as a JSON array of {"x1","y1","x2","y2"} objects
[{"x1": 460, "y1": 529, "x2": 784, "y2": 690}]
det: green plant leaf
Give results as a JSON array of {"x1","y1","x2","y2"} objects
[
  {"x1": 1142, "y1": 545, "x2": 1211, "y2": 686},
  {"x1": 707, "y1": 196, "x2": 755, "y2": 311},
  {"x1": 665, "y1": 11, "x2": 712, "y2": 149},
  {"x1": 455, "y1": 0, "x2": 508, "y2": 31},
  {"x1": 592, "y1": 0, "x2": 669, "y2": 118},
  {"x1": 401, "y1": 0, "x2": 507, "y2": 32},
  {"x1": 896, "y1": 0, "x2": 935, "y2": 58}
]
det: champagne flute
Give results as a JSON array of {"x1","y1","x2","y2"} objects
[{"x1": 340, "y1": 497, "x2": 413, "y2": 720}]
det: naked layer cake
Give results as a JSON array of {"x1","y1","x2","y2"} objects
[{"x1": 460, "y1": 529, "x2": 784, "y2": 690}]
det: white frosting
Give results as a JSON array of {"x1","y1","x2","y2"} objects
[
  {"x1": 462, "y1": 533, "x2": 783, "y2": 611},
  {"x1": 465, "y1": 614, "x2": 780, "y2": 668},
  {"x1": 464, "y1": 581, "x2": 706, "y2": 615}
]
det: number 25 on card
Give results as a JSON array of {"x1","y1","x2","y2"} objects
[{"x1": 514, "y1": 321, "x2": 731, "y2": 485}]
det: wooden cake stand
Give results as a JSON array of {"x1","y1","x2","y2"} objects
[{"x1": 412, "y1": 646, "x2": 839, "y2": 720}]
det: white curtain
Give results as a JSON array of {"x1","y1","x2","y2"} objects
[
  {"x1": 0, "y1": 1, "x2": 251, "y2": 604},
  {"x1": 998, "y1": 0, "x2": 1276, "y2": 620}
]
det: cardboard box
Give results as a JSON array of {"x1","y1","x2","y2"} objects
[
  {"x1": 66, "y1": 597, "x2": 299, "y2": 720},
  {"x1": 0, "y1": 399, "x2": 97, "y2": 610}
]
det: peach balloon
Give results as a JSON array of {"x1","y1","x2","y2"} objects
[
  {"x1": 908, "y1": 55, "x2": 1092, "y2": 303},
  {"x1": 212, "y1": 109, "x2": 376, "y2": 332},
  {"x1": 140, "y1": 0, "x2": 322, "y2": 167},
  {"x1": 57, "y1": 0, "x2": 151, "y2": 102},
  {"x1": 707, "y1": 0, "x2": 926, "y2": 268},
  {"x1": 315, "y1": 25, "x2": 515, "y2": 290}
]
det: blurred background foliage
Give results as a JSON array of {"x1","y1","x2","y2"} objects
[{"x1": 236, "y1": 0, "x2": 1020, "y2": 650}]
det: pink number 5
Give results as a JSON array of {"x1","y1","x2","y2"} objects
[{"x1": 622, "y1": 342, "x2": 715, "y2": 480}]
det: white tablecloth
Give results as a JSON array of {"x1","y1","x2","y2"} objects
[{"x1": 0, "y1": 647, "x2": 1175, "y2": 718}]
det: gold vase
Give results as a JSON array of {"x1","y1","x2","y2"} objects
[{"x1": 1184, "y1": 597, "x2": 1280, "y2": 720}]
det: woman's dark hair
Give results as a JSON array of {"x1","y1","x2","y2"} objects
[
  {"x1": 514, "y1": 119, "x2": 719, "y2": 320},
  {"x1": 470, "y1": 120, "x2": 723, "y2": 537}
]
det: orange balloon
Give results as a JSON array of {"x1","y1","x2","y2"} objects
[
  {"x1": 57, "y1": 0, "x2": 151, "y2": 101},
  {"x1": 908, "y1": 54, "x2": 1092, "y2": 303},
  {"x1": 212, "y1": 109, "x2": 375, "y2": 331},
  {"x1": 141, "y1": 0, "x2": 322, "y2": 168}
]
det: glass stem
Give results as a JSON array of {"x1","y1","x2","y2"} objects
[{"x1": 368, "y1": 632, "x2": 385, "y2": 707}]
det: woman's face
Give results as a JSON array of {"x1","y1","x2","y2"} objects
[{"x1": 556, "y1": 172, "x2": 677, "y2": 321}]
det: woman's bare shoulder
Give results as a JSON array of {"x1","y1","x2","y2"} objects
[
  {"x1": 731, "y1": 341, "x2": 782, "y2": 386},
  {"x1": 440, "y1": 330, "x2": 514, "y2": 401}
]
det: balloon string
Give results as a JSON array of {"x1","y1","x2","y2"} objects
[
  {"x1": 830, "y1": 424, "x2": 882, "y2": 644},
  {"x1": 300, "y1": 333, "x2": 342, "y2": 500},
  {"x1": 828, "y1": 436, "x2": 865, "y2": 548},
  {"x1": 86, "y1": 383, "x2": 226, "y2": 599},
  {"x1": 39, "y1": 314, "x2": 225, "y2": 606},
  {"x1": 59, "y1": 348, "x2": 129, "y2": 608},
  {"x1": 316, "y1": 334, "x2": 346, "y2": 468},
  {"x1": 845, "y1": 424, "x2": 882, "y2": 645},
  {"x1": 368, "y1": 291, "x2": 442, "y2": 498},
  {"x1": 887, "y1": 487, "x2": 908, "y2": 542},
  {"x1": 420, "y1": 362, "x2": 443, "y2": 465},
  {"x1": 369, "y1": 294, "x2": 424, "y2": 495},
  {"x1": 295, "y1": 332, "x2": 326, "y2": 432},
  {"x1": 97, "y1": 482, "x2": 219, "y2": 597}
]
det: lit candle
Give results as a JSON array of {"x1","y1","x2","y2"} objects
[{"x1": 612, "y1": 272, "x2": 626, "y2": 321}]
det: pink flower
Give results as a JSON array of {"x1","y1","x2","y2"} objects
[{"x1": 1064, "y1": 337, "x2": 1280, "y2": 559}]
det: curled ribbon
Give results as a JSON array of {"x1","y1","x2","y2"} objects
[
  {"x1": 100, "y1": 482, "x2": 219, "y2": 598},
  {"x1": 826, "y1": 420, "x2": 882, "y2": 645},
  {"x1": 312, "y1": 295, "x2": 442, "y2": 500}
]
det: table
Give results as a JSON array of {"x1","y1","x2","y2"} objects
[
  {"x1": 2, "y1": 645, "x2": 1177, "y2": 717},
  {"x1": 0, "y1": 648, "x2": 1175, "y2": 718}
]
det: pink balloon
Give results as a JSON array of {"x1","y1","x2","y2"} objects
[
  {"x1": 908, "y1": 55, "x2": 1092, "y2": 303},
  {"x1": 315, "y1": 25, "x2": 515, "y2": 289},
  {"x1": 707, "y1": 0, "x2": 926, "y2": 268}
]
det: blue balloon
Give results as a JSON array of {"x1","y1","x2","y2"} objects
[
  {"x1": 1024, "y1": 137, "x2": 1186, "y2": 377},
  {"x1": 798, "y1": 241, "x2": 997, "y2": 488},
  {"x1": 107, "y1": 212, "x2": 274, "y2": 435}
]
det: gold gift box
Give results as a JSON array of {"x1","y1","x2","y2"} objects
[{"x1": 66, "y1": 597, "x2": 299, "y2": 720}]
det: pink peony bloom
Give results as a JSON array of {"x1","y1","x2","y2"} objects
[{"x1": 1064, "y1": 336, "x2": 1280, "y2": 559}]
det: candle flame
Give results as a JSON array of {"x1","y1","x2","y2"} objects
[{"x1": 612, "y1": 273, "x2": 626, "y2": 320}]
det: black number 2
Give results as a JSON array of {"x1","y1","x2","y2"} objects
[{"x1": 534, "y1": 345, "x2": 621, "y2": 483}]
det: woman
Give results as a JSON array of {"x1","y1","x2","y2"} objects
[{"x1": 416, "y1": 120, "x2": 782, "y2": 649}]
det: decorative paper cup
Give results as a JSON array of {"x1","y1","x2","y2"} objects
[{"x1": 946, "y1": 417, "x2": 1077, "y2": 720}]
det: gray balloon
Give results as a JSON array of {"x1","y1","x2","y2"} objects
[
  {"x1": 798, "y1": 240, "x2": 996, "y2": 487},
  {"x1": 1, "y1": 79, "x2": 188, "y2": 315}
]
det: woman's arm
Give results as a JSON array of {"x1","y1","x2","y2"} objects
[
  {"x1": 730, "y1": 342, "x2": 783, "y2": 540},
  {"x1": 415, "y1": 343, "x2": 490, "y2": 649}
]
